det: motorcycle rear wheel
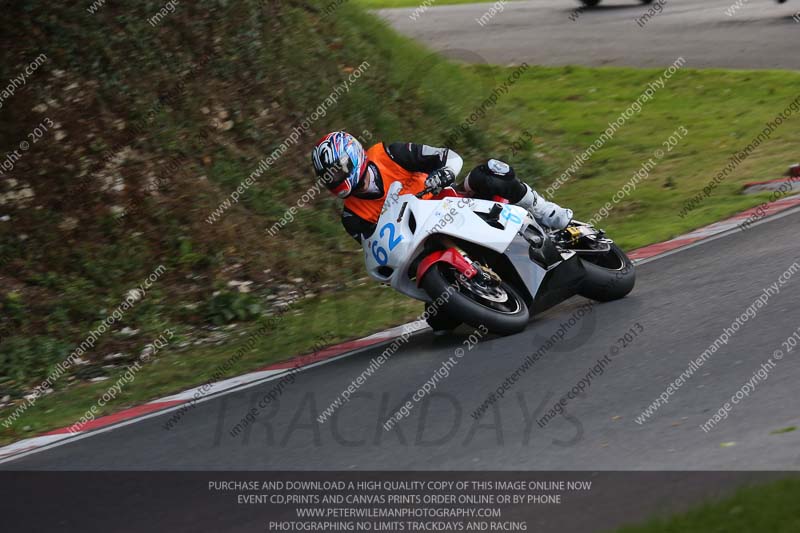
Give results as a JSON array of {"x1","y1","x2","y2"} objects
[
  {"x1": 576, "y1": 243, "x2": 635, "y2": 302},
  {"x1": 421, "y1": 263, "x2": 529, "y2": 336}
]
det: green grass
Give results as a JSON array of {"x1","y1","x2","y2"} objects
[{"x1": 615, "y1": 478, "x2": 800, "y2": 532}]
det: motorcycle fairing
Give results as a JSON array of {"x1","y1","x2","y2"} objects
[
  {"x1": 364, "y1": 182, "x2": 526, "y2": 302},
  {"x1": 501, "y1": 234, "x2": 587, "y2": 315}
]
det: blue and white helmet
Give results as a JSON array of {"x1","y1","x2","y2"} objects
[{"x1": 311, "y1": 131, "x2": 367, "y2": 198}]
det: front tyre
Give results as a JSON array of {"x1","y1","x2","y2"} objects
[
  {"x1": 577, "y1": 243, "x2": 636, "y2": 302},
  {"x1": 424, "y1": 302, "x2": 462, "y2": 334},
  {"x1": 421, "y1": 264, "x2": 529, "y2": 336}
]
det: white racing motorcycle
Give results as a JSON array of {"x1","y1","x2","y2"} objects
[{"x1": 363, "y1": 181, "x2": 635, "y2": 335}]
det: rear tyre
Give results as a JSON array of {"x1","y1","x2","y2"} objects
[
  {"x1": 421, "y1": 263, "x2": 529, "y2": 336},
  {"x1": 577, "y1": 243, "x2": 635, "y2": 302}
]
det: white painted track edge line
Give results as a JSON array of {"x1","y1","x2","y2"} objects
[{"x1": 635, "y1": 203, "x2": 800, "y2": 266}]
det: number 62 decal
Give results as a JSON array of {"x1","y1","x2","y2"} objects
[{"x1": 371, "y1": 223, "x2": 403, "y2": 265}]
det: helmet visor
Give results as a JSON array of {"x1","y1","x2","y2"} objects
[{"x1": 318, "y1": 155, "x2": 352, "y2": 191}]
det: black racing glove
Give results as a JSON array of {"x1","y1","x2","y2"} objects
[{"x1": 424, "y1": 168, "x2": 456, "y2": 193}]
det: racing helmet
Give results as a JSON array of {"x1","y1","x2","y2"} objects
[{"x1": 311, "y1": 131, "x2": 368, "y2": 198}]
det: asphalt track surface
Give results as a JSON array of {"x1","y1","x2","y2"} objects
[
  {"x1": 376, "y1": 0, "x2": 800, "y2": 69},
  {"x1": 6, "y1": 206, "x2": 800, "y2": 472}
]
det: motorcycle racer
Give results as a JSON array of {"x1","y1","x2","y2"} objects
[{"x1": 311, "y1": 131, "x2": 573, "y2": 243}]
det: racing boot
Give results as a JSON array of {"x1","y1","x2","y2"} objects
[{"x1": 517, "y1": 184, "x2": 573, "y2": 230}]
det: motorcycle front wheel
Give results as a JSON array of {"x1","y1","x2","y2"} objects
[{"x1": 421, "y1": 263, "x2": 529, "y2": 336}]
